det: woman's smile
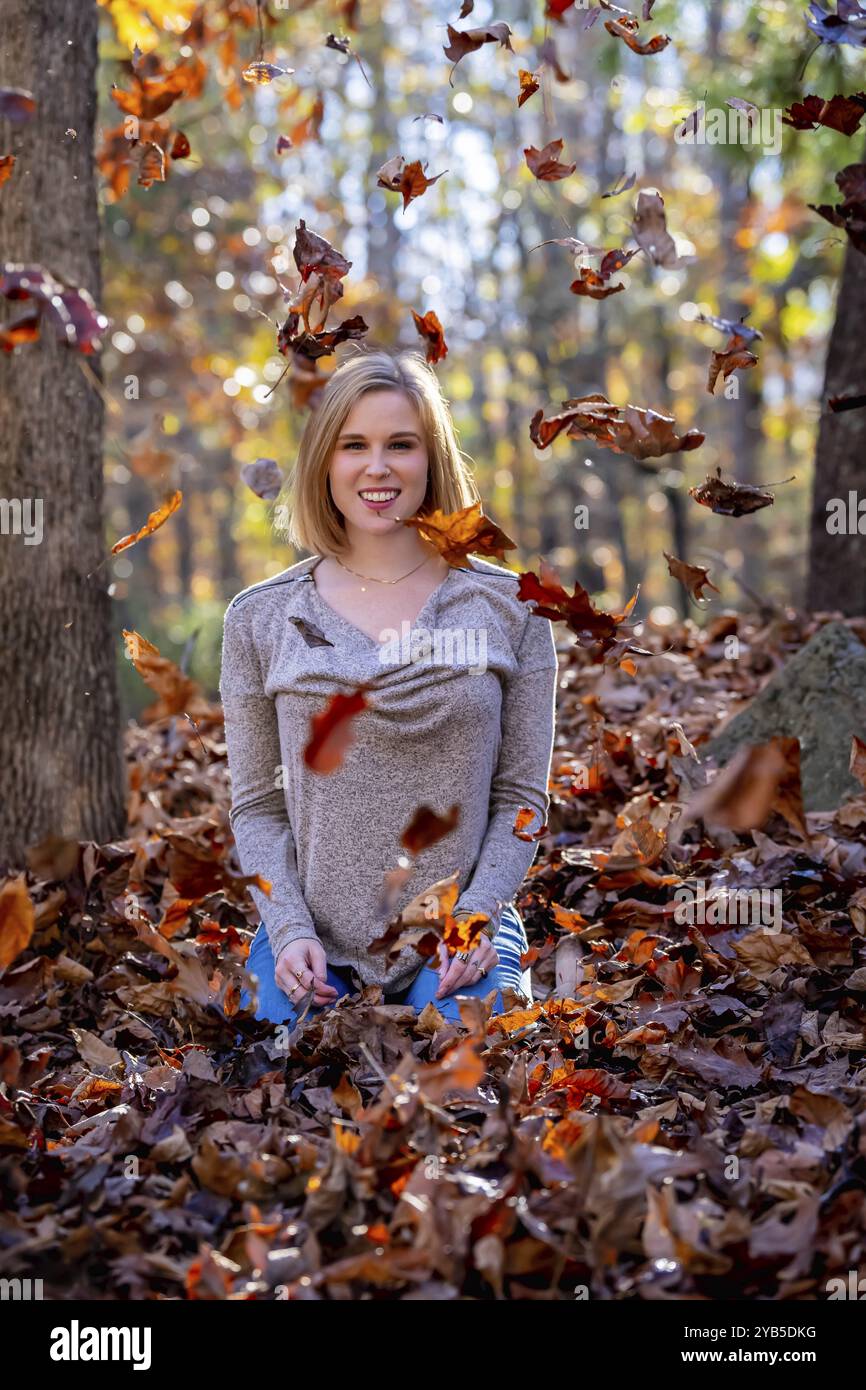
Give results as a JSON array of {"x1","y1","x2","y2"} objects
[{"x1": 358, "y1": 487, "x2": 402, "y2": 510}]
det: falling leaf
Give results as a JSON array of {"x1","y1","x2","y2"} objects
[
  {"x1": 676, "y1": 105, "x2": 703, "y2": 141},
  {"x1": 240, "y1": 457, "x2": 284, "y2": 501},
  {"x1": 403, "y1": 502, "x2": 516, "y2": 566},
  {"x1": 517, "y1": 69, "x2": 540, "y2": 107},
  {"x1": 783, "y1": 92, "x2": 866, "y2": 134},
  {"x1": 530, "y1": 392, "x2": 705, "y2": 460},
  {"x1": 707, "y1": 344, "x2": 758, "y2": 394},
  {"x1": 0, "y1": 87, "x2": 35, "y2": 122},
  {"x1": 513, "y1": 807, "x2": 547, "y2": 842},
  {"x1": 376, "y1": 155, "x2": 447, "y2": 210},
  {"x1": 443, "y1": 22, "x2": 514, "y2": 83},
  {"x1": 411, "y1": 308, "x2": 448, "y2": 363},
  {"x1": 400, "y1": 805, "x2": 461, "y2": 856},
  {"x1": 807, "y1": 0, "x2": 866, "y2": 49},
  {"x1": 111, "y1": 490, "x2": 182, "y2": 553},
  {"x1": 850, "y1": 735, "x2": 866, "y2": 789},
  {"x1": 684, "y1": 737, "x2": 807, "y2": 838},
  {"x1": 0, "y1": 875, "x2": 35, "y2": 972},
  {"x1": 809, "y1": 163, "x2": 866, "y2": 253},
  {"x1": 828, "y1": 391, "x2": 866, "y2": 412},
  {"x1": 604, "y1": 14, "x2": 671, "y2": 56},
  {"x1": 516, "y1": 556, "x2": 642, "y2": 661},
  {"x1": 606, "y1": 818, "x2": 666, "y2": 873},
  {"x1": 664, "y1": 552, "x2": 720, "y2": 604},
  {"x1": 524, "y1": 138, "x2": 576, "y2": 182},
  {"x1": 0, "y1": 263, "x2": 109, "y2": 354},
  {"x1": 0, "y1": 156, "x2": 15, "y2": 185},
  {"x1": 137, "y1": 140, "x2": 166, "y2": 187},
  {"x1": 631, "y1": 190, "x2": 691, "y2": 268},
  {"x1": 304, "y1": 687, "x2": 370, "y2": 773},
  {"x1": 688, "y1": 468, "x2": 778, "y2": 517},
  {"x1": 569, "y1": 268, "x2": 626, "y2": 299},
  {"x1": 122, "y1": 629, "x2": 205, "y2": 719},
  {"x1": 601, "y1": 170, "x2": 637, "y2": 198},
  {"x1": 242, "y1": 62, "x2": 294, "y2": 85}
]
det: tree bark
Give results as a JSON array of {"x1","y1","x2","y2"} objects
[
  {"x1": 0, "y1": 0, "x2": 126, "y2": 865},
  {"x1": 807, "y1": 238, "x2": 866, "y2": 616}
]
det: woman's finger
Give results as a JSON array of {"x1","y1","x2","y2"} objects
[
  {"x1": 436, "y1": 958, "x2": 476, "y2": 997},
  {"x1": 437, "y1": 943, "x2": 497, "y2": 998},
  {"x1": 437, "y1": 941, "x2": 449, "y2": 981}
]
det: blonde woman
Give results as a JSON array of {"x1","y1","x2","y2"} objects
[{"x1": 221, "y1": 347, "x2": 559, "y2": 1027}]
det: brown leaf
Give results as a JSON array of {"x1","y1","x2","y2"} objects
[
  {"x1": 851, "y1": 735, "x2": 866, "y2": 790},
  {"x1": 631, "y1": 190, "x2": 688, "y2": 267},
  {"x1": 400, "y1": 804, "x2": 461, "y2": 856},
  {"x1": 784, "y1": 93, "x2": 866, "y2": 135},
  {"x1": 403, "y1": 502, "x2": 516, "y2": 566},
  {"x1": 530, "y1": 392, "x2": 704, "y2": 460},
  {"x1": 685, "y1": 737, "x2": 807, "y2": 838},
  {"x1": 664, "y1": 551, "x2": 720, "y2": 604},
  {"x1": 604, "y1": 15, "x2": 671, "y2": 56},
  {"x1": 304, "y1": 687, "x2": 370, "y2": 773},
  {"x1": 707, "y1": 345, "x2": 758, "y2": 394},
  {"x1": 122, "y1": 629, "x2": 206, "y2": 719},
  {"x1": 516, "y1": 555, "x2": 641, "y2": 661},
  {"x1": 0, "y1": 875, "x2": 35, "y2": 972},
  {"x1": 376, "y1": 155, "x2": 447, "y2": 210},
  {"x1": 443, "y1": 22, "x2": 514, "y2": 82},
  {"x1": 524, "y1": 137, "x2": 576, "y2": 182},
  {"x1": 689, "y1": 468, "x2": 777, "y2": 516},
  {"x1": 733, "y1": 931, "x2": 814, "y2": 980}
]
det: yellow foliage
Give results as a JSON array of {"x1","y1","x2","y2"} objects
[{"x1": 99, "y1": 0, "x2": 199, "y2": 54}]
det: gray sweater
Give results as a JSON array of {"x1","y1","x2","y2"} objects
[{"x1": 219, "y1": 552, "x2": 559, "y2": 993}]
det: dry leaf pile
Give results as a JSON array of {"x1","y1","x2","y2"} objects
[{"x1": 2, "y1": 608, "x2": 866, "y2": 1300}]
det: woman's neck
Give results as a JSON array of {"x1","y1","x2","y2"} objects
[{"x1": 329, "y1": 531, "x2": 442, "y2": 580}]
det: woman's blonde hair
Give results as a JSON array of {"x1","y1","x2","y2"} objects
[{"x1": 275, "y1": 345, "x2": 481, "y2": 556}]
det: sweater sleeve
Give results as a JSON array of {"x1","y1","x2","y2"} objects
[
  {"x1": 453, "y1": 602, "x2": 559, "y2": 938},
  {"x1": 219, "y1": 598, "x2": 320, "y2": 961}
]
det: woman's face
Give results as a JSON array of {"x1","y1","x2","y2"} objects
[{"x1": 328, "y1": 388, "x2": 430, "y2": 534}]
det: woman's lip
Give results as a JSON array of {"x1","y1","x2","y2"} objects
[{"x1": 358, "y1": 489, "x2": 401, "y2": 510}]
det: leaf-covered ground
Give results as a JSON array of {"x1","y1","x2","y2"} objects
[{"x1": 2, "y1": 609, "x2": 866, "y2": 1301}]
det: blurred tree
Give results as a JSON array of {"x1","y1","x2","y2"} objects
[
  {"x1": 0, "y1": 0, "x2": 125, "y2": 861},
  {"x1": 808, "y1": 237, "x2": 866, "y2": 617}
]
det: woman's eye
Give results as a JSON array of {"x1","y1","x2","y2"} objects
[{"x1": 344, "y1": 440, "x2": 411, "y2": 450}]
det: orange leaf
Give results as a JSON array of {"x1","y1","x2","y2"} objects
[
  {"x1": 112, "y1": 490, "x2": 182, "y2": 554},
  {"x1": 0, "y1": 875, "x2": 35, "y2": 971}
]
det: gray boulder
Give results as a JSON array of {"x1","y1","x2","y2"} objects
[{"x1": 705, "y1": 621, "x2": 866, "y2": 811}]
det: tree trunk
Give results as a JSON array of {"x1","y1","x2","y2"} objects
[
  {"x1": 0, "y1": 0, "x2": 126, "y2": 865},
  {"x1": 807, "y1": 238, "x2": 866, "y2": 616}
]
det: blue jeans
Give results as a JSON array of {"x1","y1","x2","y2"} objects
[{"x1": 240, "y1": 902, "x2": 532, "y2": 1027}]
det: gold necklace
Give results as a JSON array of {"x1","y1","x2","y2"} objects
[{"x1": 332, "y1": 552, "x2": 434, "y2": 593}]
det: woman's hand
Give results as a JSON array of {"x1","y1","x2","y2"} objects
[
  {"x1": 275, "y1": 938, "x2": 338, "y2": 1008},
  {"x1": 435, "y1": 935, "x2": 499, "y2": 1001}
]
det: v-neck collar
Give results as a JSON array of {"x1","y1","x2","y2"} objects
[{"x1": 303, "y1": 553, "x2": 459, "y2": 647}]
